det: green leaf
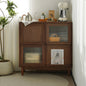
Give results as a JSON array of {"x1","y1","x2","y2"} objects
[
  {"x1": 0, "y1": 0, "x2": 17, "y2": 28},
  {"x1": 0, "y1": 17, "x2": 8, "y2": 27},
  {"x1": 6, "y1": 0, "x2": 17, "y2": 17}
]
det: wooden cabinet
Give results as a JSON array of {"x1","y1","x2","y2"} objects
[{"x1": 19, "y1": 22, "x2": 72, "y2": 75}]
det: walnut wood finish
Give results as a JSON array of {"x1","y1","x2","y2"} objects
[
  {"x1": 24, "y1": 24, "x2": 43, "y2": 44},
  {"x1": 19, "y1": 22, "x2": 72, "y2": 75},
  {"x1": 46, "y1": 45, "x2": 72, "y2": 66}
]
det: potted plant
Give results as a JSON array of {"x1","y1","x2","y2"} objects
[{"x1": 0, "y1": 0, "x2": 17, "y2": 75}]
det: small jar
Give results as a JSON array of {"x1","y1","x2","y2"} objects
[{"x1": 41, "y1": 13, "x2": 45, "y2": 19}]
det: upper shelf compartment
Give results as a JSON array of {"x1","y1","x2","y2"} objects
[
  {"x1": 23, "y1": 23, "x2": 44, "y2": 44},
  {"x1": 46, "y1": 23, "x2": 72, "y2": 44},
  {"x1": 19, "y1": 22, "x2": 72, "y2": 45}
]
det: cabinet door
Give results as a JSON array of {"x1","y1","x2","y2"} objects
[
  {"x1": 46, "y1": 24, "x2": 72, "y2": 44},
  {"x1": 46, "y1": 45, "x2": 72, "y2": 66},
  {"x1": 21, "y1": 45, "x2": 45, "y2": 67},
  {"x1": 24, "y1": 24, "x2": 43, "y2": 44}
]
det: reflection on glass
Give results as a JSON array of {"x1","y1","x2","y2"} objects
[
  {"x1": 49, "y1": 26, "x2": 68, "y2": 42},
  {"x1": 23, "y1": 47, "x2": 42, "y2": 63}
]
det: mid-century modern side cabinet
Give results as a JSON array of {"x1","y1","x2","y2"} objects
[{"x1": 19, "y1": 21, "x2": 72, "y2": 75}]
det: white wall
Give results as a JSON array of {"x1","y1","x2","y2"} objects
[{"x1": 28, "y1": 0, "x2": 72, "y2": 20}]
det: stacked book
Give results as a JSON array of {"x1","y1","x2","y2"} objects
[{"x1": 24, "y1": 53, "x2": 41, "y2": 63}]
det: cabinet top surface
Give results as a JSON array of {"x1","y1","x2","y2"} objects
[{"x1": 19, "y1": 21, "x2": 72, "y2": 25}]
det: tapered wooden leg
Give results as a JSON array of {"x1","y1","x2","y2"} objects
[
  {"x1": 68, "y1": 69, "x2": 70, "y2": 75},
  {"x1": 21, "y1": 67, "x2": 24, "y2": 75}
]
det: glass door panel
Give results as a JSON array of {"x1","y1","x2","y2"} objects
[
  {"x1": 23, "y1": 47, "x2": 42, "y2": 64},
  {"x1": 49, "y1": 26, "x2": 68, "y2": 42}
]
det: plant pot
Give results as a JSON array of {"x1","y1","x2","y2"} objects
[{"x1": 0, "y1": 60, "x2": 13, "y2": 75}]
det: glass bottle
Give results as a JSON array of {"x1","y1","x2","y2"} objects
[{"x1": 41, "y1": 13, "x2": 45, "y2": 19}]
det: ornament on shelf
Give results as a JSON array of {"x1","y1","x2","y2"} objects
[{"x1": 58, "y1": 2, "x2": 69, "y2": 22}]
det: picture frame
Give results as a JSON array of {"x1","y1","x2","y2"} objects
[
  {"x1": 49, "y1": 10, "x2": 55, "y2": 19},
  {"x1": 51, "y1": 49, "x2": 64, "y2": 64}
]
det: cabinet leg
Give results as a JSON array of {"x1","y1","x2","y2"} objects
[
  {"x1": 68, "y1": 69, "x2": 71, "y2": 75},
  {"x1": 21, "y1": 67, "x2": 24, "y2": 75}
]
